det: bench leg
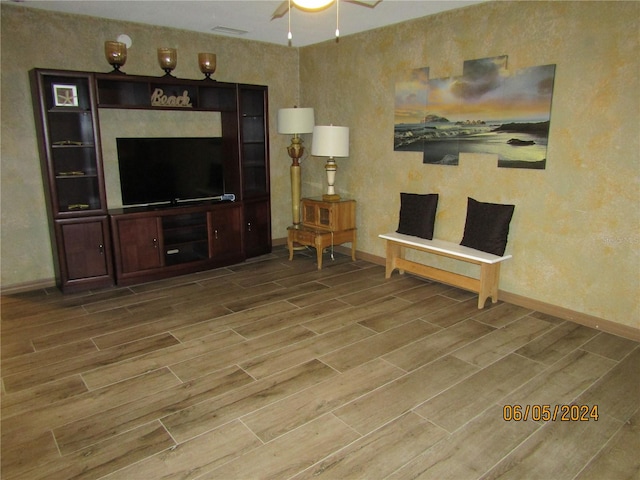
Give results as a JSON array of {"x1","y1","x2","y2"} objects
[
  {"x1": 385, "y1": 241, "x2": 405, "y2": 278},
  {"x1": 478, "y1": 263, "x2": 501, "y2": 308}
]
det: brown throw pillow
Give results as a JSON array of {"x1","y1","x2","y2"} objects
[
  {"x1": 396, "y1": 193, "x2": 439, "y2": 240},
  {"x1": 460, "y1": 197, "x2": 515, "y2": 256}
]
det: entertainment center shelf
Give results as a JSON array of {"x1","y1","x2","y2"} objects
[
  {"x1": 163, "y1": 211, "x2": 208, "y2": 265},
  {"x1": 95, "y1": 74, "x2": 238, "y2": 111},
  {"x1": 31, "y1": 68, "x2": 271, "y2": 292}
]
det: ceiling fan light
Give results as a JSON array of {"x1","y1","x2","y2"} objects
[{"x1": 292, "y1": 0, "x2": 334, "y2": 11}]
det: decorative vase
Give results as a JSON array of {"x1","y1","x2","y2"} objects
[
  {"x1": 104, "y1": 41, "x2": 127, "y2": 73},
  {"x1": 198, "y1": 53, "x2": 217, "y2": 80},
  {"x1": 157, "y1": 48, "x2": 177, "y2": 76}
]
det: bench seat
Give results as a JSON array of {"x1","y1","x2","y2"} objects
[{"x1": 379, "y1": 232, "x2": 512, "y2": 309}]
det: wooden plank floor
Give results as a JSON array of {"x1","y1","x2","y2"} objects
[{"x1": 2, "y1": 246, "x2": 639, "y2": 479}]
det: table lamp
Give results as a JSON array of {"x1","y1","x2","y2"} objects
[{"x1": 311, "y1": 125, "x2": 349, "y2": 201}]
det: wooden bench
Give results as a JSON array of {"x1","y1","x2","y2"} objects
[{"x1": 379, "y1": 232, "x2": 512, "y2": 309}]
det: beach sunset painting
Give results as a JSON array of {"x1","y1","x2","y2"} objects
[{"x1": 394, "y1": 56, "x2": 556, "y2": 169}]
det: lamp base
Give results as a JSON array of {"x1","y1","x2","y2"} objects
[
  {"x1": 322, "y1": 193, "x2": 341, "y2": 202},
  {"x1": 323, "y1": 158, "x2": 340, "y2": 202},
  {"x1": 290, "y1": 157, "x2": 302, "y2": 225}
]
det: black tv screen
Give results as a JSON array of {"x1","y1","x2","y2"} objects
[{"x1": 116, "y1": 137, "x2": 225, "y2": 206}]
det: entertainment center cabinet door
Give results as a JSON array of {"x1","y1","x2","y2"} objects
[
  {"x1": 55, "y1": 217, "x2": 113, "y2": 291},
  {"x1": 243, "y1": 199, "x2": 271, "y2": 258},
  {"x1": 209, "y1": 205, "x2": 243, "y2": 259},
  {"x1": 113, "y1": 217, "x2": 163, "y2": 274}
]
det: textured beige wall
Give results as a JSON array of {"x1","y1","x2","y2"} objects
[
  {"x1": 299, "y1": 1, "x2": 639, "y2": 328},
  {"x1": 1, "y1": 2, "x2": 638, "y2": 329},
  {"x1": 0, "y1": 3, "x2": 299, "y2": 286}
]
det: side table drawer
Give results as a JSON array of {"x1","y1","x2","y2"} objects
[
  {"x1": 293, "y1": 228, "x2": 320, "y2": 245},
  {"x1": 287, "y1": 226, "x2": 356, "y2": 270}
]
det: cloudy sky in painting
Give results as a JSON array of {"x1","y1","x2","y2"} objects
[
  {"x1": 394, "y1": 57, "x2": 556, "y2": 124},
  {"x1": 394, "y1": 67, "x2": 430, "y2": 124},
  {"x1": 497, "y1": 64, "x2": 556, "y2": 122}
]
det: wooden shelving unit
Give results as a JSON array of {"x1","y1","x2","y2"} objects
[
  {"x1": 238, "y1": 84, "x2": 271, "y2": 257},
  {"x1": 31, "y1": 68, "x2": 271, "y2": 292},
  {"x1": 31, "y1": 69, "x2": 114, "y2": 292}
]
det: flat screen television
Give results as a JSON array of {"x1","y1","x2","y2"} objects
[{"x1": 116, "y1": 137, "x2": 225, "y2": 207}]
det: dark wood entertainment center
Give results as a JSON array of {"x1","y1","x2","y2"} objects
[{"x1": 31, "y1": 68, "x2": 271, "y2": 292}]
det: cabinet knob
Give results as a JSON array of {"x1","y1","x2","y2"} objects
[
  {"x1": 98, "y1": 244, "x2": 104, "y2": 254},
  {"x1": 247, "y1": 222, "x2": 252, "y2": 232},
  {"x1": 214, "y1": 229, "x2": 218, "y2": 239},
  {"x1": 152, "y1": 238, "x2": 158, "y2": 248}
]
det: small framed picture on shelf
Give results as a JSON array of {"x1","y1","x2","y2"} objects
[{"x1": 53, "y1": 84, "x2": 78, "y2": 107}]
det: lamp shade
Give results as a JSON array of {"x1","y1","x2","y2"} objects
[
  {"x1": 277, "y1": 107, "x2": 315, "y2": 134},
  {"x1": 311, "y1": 125, "x2": 349, "y2": 157}
]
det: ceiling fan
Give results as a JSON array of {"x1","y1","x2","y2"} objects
[{"x1": 271, "y1": 0, "x2": 382, "y2": 20}]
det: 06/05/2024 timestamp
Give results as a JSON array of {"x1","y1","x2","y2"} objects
[{"x1": 503, "y1": 404, "x2": 599, "y2": 422}]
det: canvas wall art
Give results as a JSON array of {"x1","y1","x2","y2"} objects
[{"x1": 394, "y1": 56, "x2": 556, "y2": 169}]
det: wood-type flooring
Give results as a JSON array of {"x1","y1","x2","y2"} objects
[{"x1": 2, "y1": 246, "x2": 639, "y2": 479}]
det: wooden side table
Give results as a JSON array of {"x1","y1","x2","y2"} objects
[{"x1": 287, "y1": 198, "x2": 356, "y2": 269}]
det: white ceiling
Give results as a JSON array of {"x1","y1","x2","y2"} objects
[{"x1": 12, "y1": 0, "x2": 486, "y2": 47}]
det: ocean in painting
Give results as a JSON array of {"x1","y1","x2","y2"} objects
[{"x1": 395, "y1": 120, "x2": 549, "y2": 169}]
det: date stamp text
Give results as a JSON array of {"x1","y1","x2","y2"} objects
[{"x1": 503, "y1": 404, "x2": 599, "y2": 422}]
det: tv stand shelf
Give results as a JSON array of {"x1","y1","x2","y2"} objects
[
  {"x1": 110, "y1": 202, "x2": 244, "y2": 285},
  {"x1": 162, "y1": 211, "x2": 208, "y2": 266}
]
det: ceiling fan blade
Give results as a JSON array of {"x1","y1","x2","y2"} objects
[
  {"x1": 345, "y1": 0, "x2": 382, "y2": 7},
  {"x1": 271, "y1": 0, "x2": 290, "y2": 20}
]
